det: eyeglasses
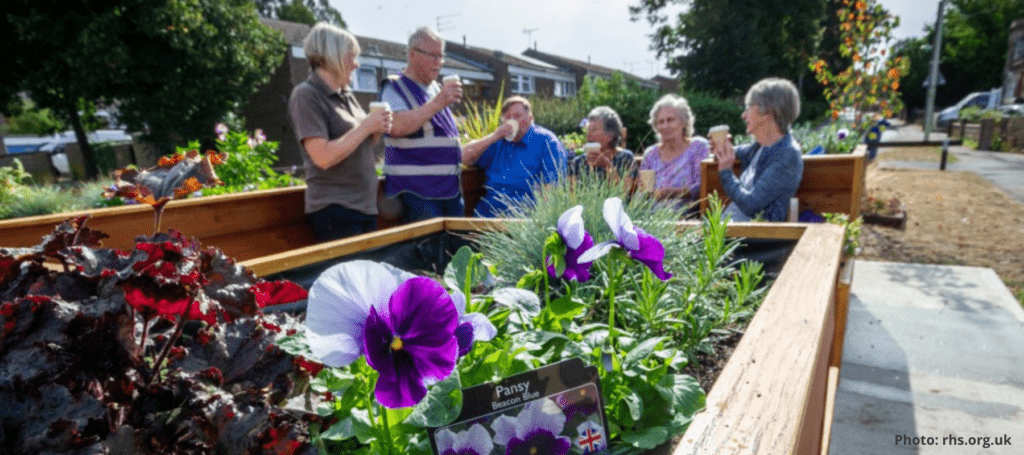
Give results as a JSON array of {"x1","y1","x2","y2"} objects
[{"x1": 412, "y1": 47, "x2": 445, "y2": 61}]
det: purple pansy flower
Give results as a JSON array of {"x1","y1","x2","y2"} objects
[
  {"x1": 577, "y1": 197, "x2": 672, "y2": 281},
  {"x1": 450, "y1": 289, "x2": 497, "y2": 356},
  {"x1": 837, "y1": 128, "x2": 850, "y2": 140},
  {"x1": 305, "y1": 260, "x2": 459, "y2": 408},
  {"x1": 435, "y1": 424, "x2": 494, "y2": 455},
  {"x1": 493, "y1": 398, "x2": 571, "y2": 455},
  {"x1": 547, "y1": 205, "x2": 594, "y2": 282}
]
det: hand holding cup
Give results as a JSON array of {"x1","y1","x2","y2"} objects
[
  {"x1": 368, "y1": 101, "x2": 392, "y2": 140},
  {"x1": 441, "y1": 74, "x2": 463, "y2": 105}
]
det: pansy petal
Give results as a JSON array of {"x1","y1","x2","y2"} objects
[
  {"x1": 576, "y1": 240, "x2": 617, "y2": 264},
  {"x1": 450, "y1": 288, "x2": 467, "y2": 316},
  {"x1": 520, "y1": 398, "x2": 569, "y2": 436},
  {"x1": 375, "y1": 351, "x2": 429, "y2": 408},
  {"x1": 435, "y1": 428, "x2": 458, "y2": 454},
  {"x1": 461, "y1": 312, "x2": 497, "y2": 342},
  {"x1": 388, "y1": 277, "x2": 459, "y2": 384},
  {"x1": 491, "y1": 414, "x2": 520, "y2": 447},
  {"x1": 305, "y1": 331, "x2": 363, "y2": 368},
  {"x1": 305, "y1": 261, "x2": 412, "y2": 366},
  {"x1": 362, "y1": 306, "x2": 396, "y2": 376},
  {"x1": 557, "y1": 205, "x2": 586, "y2": 250},
  {"x1": 603, "y1": 197, "x2": 639, "y2": 250},
  {"x1": 563, "y1": 233, "x2": 594, "y2": 282},
  {"x1": 630, "y1": 228, "x2": 673, "y2": 281},
  {"x1": 464, "y1": 423, "x2": 495, "y2": 455},
  {"x1": 455, "y1": 322, "x2": 475, "y2": 357}
]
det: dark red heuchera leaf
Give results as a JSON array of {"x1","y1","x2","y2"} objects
[
  {"x1": 122, "y1": 278, "x2": 192, "y2": 321},
  {"x1": 37, "y1": 216, "x2": 110, "y2": 257},
  {"x1": 293, "y1": 356, "x2": 324, "y2": 377},
  {"x1": 252, "y1": 281, "x2": 308, "y2": 308}
]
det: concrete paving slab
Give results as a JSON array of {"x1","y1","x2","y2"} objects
[{"x1": 829, "y1": 260, "x2": 1024, "y2": 455}]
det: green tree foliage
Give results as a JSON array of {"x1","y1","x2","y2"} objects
[
  {"x1": 2, "y1": 98, "x2": 66, "y2": 136},
  {"x1": 935, "y1": 0, "x2": 1023, "y2": 107},
  {"x1": 630, "y1": 0, "x2": 827, "y2": 97},
  {"x1": 253, "y1": 0, "x2": 345, "y2": 26},
  {"x1": 277, "y1": 0, "x2": 317, "y2": 25},
  {"x1": 2, "y1": 0, "x2": 285, "y2": 178}
]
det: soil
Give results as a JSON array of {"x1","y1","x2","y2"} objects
[{"x1": 857, "y1": 147, "x2": 1024, "y2": 302}]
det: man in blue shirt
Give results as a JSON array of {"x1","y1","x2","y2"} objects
[{"x1": 462, "y1": 96, "x2": 567, "y2": 217}]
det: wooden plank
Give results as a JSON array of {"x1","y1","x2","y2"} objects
[
  {"x1": 876, "y1": 139, "x2": 962, "y2": 147},
  {"x1": 240, "y1": 218, "x2": 447, "y2": 276},
  {"x1": 830, "y1": 258, "x2": 855, "y2": 367},
  {"x1": 819, "y1": 366, "x2": 841, "y2": 455},
  {"x1": 699, "y1": 146, "x2": 866, "y2": 220},
  {"x1": 674, "y1": 223, "x2": 844, "y2": 454}
]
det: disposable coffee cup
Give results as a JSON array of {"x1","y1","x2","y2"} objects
[
  {"x1": 503, "y1": 119, "x2": 518, "y2": 141},
  {"x1": 708, "y1": 125, "x2": 730, "y2": 151},
  {"x1": 442, "y1": 74, "x2": 462, "y2": 86},
  {"x1": 583, "y1": 142, "x2": 601, "y2": 154},
  {"x1": 368, "y1": 101, "x2": 389, "y2": 114},
  {"x1": 640, "y1": 169, "x2": 656, "y2": 191}
]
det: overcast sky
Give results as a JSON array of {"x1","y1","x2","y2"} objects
[{"x1": 334, "y1": 0, "x2": 942, "y2": 79}]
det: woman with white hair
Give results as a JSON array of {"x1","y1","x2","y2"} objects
[
  {"x1": 288, "y1": 23, "x2": 392, "y2": 241},
  {"x1": 710, "y1": 77, "x2": 803, "y2": 222},
  {"x1": 570, "y1": 106, "x2": 637, "y2": 180},
  {"x1": 641, "y1": 94, "x2": 709, "y2": 211}
]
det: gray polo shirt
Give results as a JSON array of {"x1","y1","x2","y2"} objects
[{"x1": 288, "y1": 72, "x2": 379, "y2": 215}]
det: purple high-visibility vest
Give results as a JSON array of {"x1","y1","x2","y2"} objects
[{"x1": 382, "y1": 74, "x2": 461, "y2": 199}]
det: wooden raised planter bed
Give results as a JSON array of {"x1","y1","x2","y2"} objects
[
  {"x1": 0, "y1": 167, "x2": 489, "y2": 262},
  {"x1": 238, "y1": 218, "x2": 847, "y2": 455},
  {"x1": 699, "y1": 145, "x2": 866, "y2": 220}
]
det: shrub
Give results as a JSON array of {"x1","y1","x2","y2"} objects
[
  {"x1": 576, "y1": 73, "x2": 662, "y2": 153},
  {"x1": 684, "y1": 91, "x2": 745, "y2": 139},
  {"x1": 529, "y1": 96, "x2": 588, "y2": 137}
]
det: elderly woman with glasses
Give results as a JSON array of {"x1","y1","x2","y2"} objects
[
  {"x1": 570, "y1": 106, "x2": 638, "y2": 180},
  {"x1": 288, "y1": 23, "x2": 392, "y2": 241},
  {"x1": 710, "y1": 77, "x2": 803, "y2": 222},
  {"x1": 640, "y1": 94, "x2": 709, "y2": 211}
]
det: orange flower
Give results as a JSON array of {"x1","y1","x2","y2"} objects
[
  {"x1": 158, "y1": 156, "x2": 175, "y2": 168},
  {"x1": 887, "y1": 68, "x2": 900, "y2": 79},
  {"x1": 855, "y1": 1, "x2": 866, "y2": 11},
  {"x1": 186, "y1": 149, "x2": 199, "y2": 159},
  {"x1": 853, "y1": 53, "x2": 862, "y2": 62},
  {"x1": 174, "y1": 177, "x2": 203, "y2": 199},
  {"x1": 891, "y1": 81, "x2": 900, "y2": 90}
]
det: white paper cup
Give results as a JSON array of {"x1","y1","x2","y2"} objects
[
  {"x1": 583, "y1": 142, "x2": 601, "y2": 154},
  {"x1": 368, "y1": 101, "x2": 389, "y2": 114},
  {"x1": 708, "y1": 125, "x2": 730, "y2": 151},
  {"x1": 504, "y1": 119, "x2": 519, "y2": 141},
  {"x1": 640, "y1": 169, "x2": 656, "y2": 191},
  {"x1": 442, "y1": 74, "x2": 461, "y2": 86}
]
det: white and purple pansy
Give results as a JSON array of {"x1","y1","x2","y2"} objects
[
  {"x1": 304, "y1": 260, "x2": 459, "y2": 408},
  {"x1": 837, "y1": 128, "x2": 850, "y2": 140},
  {"x1": 435, "y1": 424, "x2": 494, "y2": 455},
  {"x1": 450, "y1": 288, "x2": 497, "y2": 356},
  {"x1": 547, "y1": 205, "x2": 594, "y2": 282},
  {"x1": 492, "y1": 398, "x2": 572, "y2": 455},
  {"x1": 577, "y1": 198, "x2": 672, "y2": 281}
]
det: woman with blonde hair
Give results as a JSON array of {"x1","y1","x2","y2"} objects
[
  {"x1": 288, "y1": 23, "x2": 392, "y2": 241},
  {"x1": 641, "y1": 94, "x2": 709, "y2": 212}
]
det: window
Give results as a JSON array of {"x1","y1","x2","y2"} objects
[
  {"x1": 554, "y1": 80, "x2": 576, "y2": 98},
  {"x1": 351, "y1": 67, "x2": 378, "y2": 93},
  {"x1": 511, "y1": 74, "x2": 534, "y2": 94}
]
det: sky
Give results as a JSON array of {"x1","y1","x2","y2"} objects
[{"x1": 334, "y1": 0, "x2": 942, "y2": 80}]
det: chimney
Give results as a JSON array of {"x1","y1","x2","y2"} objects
[
  {"x1": 534, "y1": 41, "x2": 537, "y2": 50},
  {"x1": 463, "y1": 35, "x2": 466, "y2": 47}
]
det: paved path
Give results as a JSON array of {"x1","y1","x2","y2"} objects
[
  {"x1": 876, "y1": 122, "x2": 1024, "y2": 203},
  {"x1": 828, "y1": 260, "x2": 1024, "y2": 454}
]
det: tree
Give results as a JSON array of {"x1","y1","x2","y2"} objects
[
  {"x1": 934, "y1": 0, "x2": 1023, "y2": 107},
  {"x1": 253, "y1": 0, "x2": 345, "y2": 27},
  {"x1": 278, "y1": 0, "x2": 317, "y2": 25},
  {"x1": 1, "y1": 0, "x2": 284, "y2": 177},
  {"x1": 809, "y1": 0, "x2": 908, "y2": 130},
  {"x1": 630, "y1": 0, "x2": 827, "y2": 97},
  {"x1": 891, "y1": 37, "x2": 931, "y2": 115}
]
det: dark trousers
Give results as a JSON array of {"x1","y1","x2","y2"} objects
[
  {"x1": 399, "y1": 193, "x2": 464, "y2": 223},
  {"x1": 308, "y1": 204, "x2": 377, "y2": 242}
]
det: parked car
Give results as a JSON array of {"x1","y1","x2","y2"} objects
[
  {"x1": 40, "y1": 130, "x2": 133, "y2": 176},
  {"x1": 998, "y1": 103, "x2": 1024, "y2": 117},
  {"x1": 936, "y1": 89, "x2": 1001, "y2": 127}
]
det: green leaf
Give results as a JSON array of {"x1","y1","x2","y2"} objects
[
  {"x1": 491, "y1": 288, "x2": 541, "y2": 316},
  {"x1": 546, "y1": 294, "x2": 586, "y2": 320},
  {"x1": 321, "y1": 408, "x2": 374, "y2": 443},
  {"x1": 623, "y1": 389, "x2": 643, "y2": 421},
  {"x1": 404, "y1": 370, "x2": 463, "y2": 428},
  {"x1": 621, "y1": 425, "x2": 669, "y2": 449},
  {"x1": 623, "y1": 336, "x2": 666, "y2": 368}
]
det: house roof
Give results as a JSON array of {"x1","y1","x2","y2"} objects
[
  {"x1": 522, "y1": 48, "x2": 657, "y2": 87},
  {"x1": 260, "y1": 18, "x2": 311, "y2": 44},
  {"x1": 356, "y1": 35, "x2": 482, "y2": 72}
]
